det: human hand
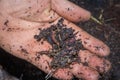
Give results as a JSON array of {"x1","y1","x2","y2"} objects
[{"x1": 0, "y1": 0, "x2": 111, "y2": 80}]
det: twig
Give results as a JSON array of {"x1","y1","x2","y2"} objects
[
  {"x1": 91, "y1": 16, "x2": 103, "y2": 25},
  {"x1": 45, "y1": 70, "x2": 55, "y2": 80},
  {"x1": 99, "y1": 9, "x2": 104, "y2": 20},
  {"x1": 105, "y1": 18, "x2": 116, "y2": 22}
]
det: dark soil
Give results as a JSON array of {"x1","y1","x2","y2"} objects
[
  {"x1": 34, "y1": 18, "x2": 83, "y2": 69},
  {"x1": 0, "y1": 0, "x2": 120, "y2": 80}
]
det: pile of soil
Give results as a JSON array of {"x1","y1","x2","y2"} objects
[
  {"x1": 0, "y1": 0, "x2": 120, "y2": 80},
  {"x1": 34, "y1": 18, "x2": 83, "y2": 69}
]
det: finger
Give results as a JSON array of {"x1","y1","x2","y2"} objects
[
  {"x1": 79, "y1": 50, "x2": 111, "y2": 73},
  {"x1": 70, "y1": 63, "x2": 99, "y2": 80},
  {"x1": 51, "y1": 0, "x2": 91, "y2": 22},
  {"x1": 59, "y1": 19, "x2": 110, "y2": 56}
]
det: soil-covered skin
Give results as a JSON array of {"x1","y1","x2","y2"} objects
[
  {"x1": 0, "y1": 0, "x2": 120, "y2": 80},
  {"x1": 34, "y1": 18, "x2": 83, "y2": 69}
]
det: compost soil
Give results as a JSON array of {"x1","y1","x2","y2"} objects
[
  {"x1": 0, "y1": 0, "x2": 120, "y2": 80},
  {"x1": 34, "y1": 18, "x2": 83, "y2": 69}
]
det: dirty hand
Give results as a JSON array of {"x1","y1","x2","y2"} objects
[{"x1": 0, "y1": 0, "x2": 111, "y2": 80}]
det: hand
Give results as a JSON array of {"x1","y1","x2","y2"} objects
[{"x1": 0, "y1": 0, "x2": 111, "y2": 80}]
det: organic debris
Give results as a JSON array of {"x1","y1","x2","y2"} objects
[{"x1": 34, "y1": 18, "x2": 84, "y2": 69}]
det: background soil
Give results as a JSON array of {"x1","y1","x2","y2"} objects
[{"x1": 0, "y1": 0, "x2": 120, "y2": 80}]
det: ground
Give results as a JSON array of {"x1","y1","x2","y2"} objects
[{"x1": 0, "y1": 0, "x2": 120, "y2": 80}]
